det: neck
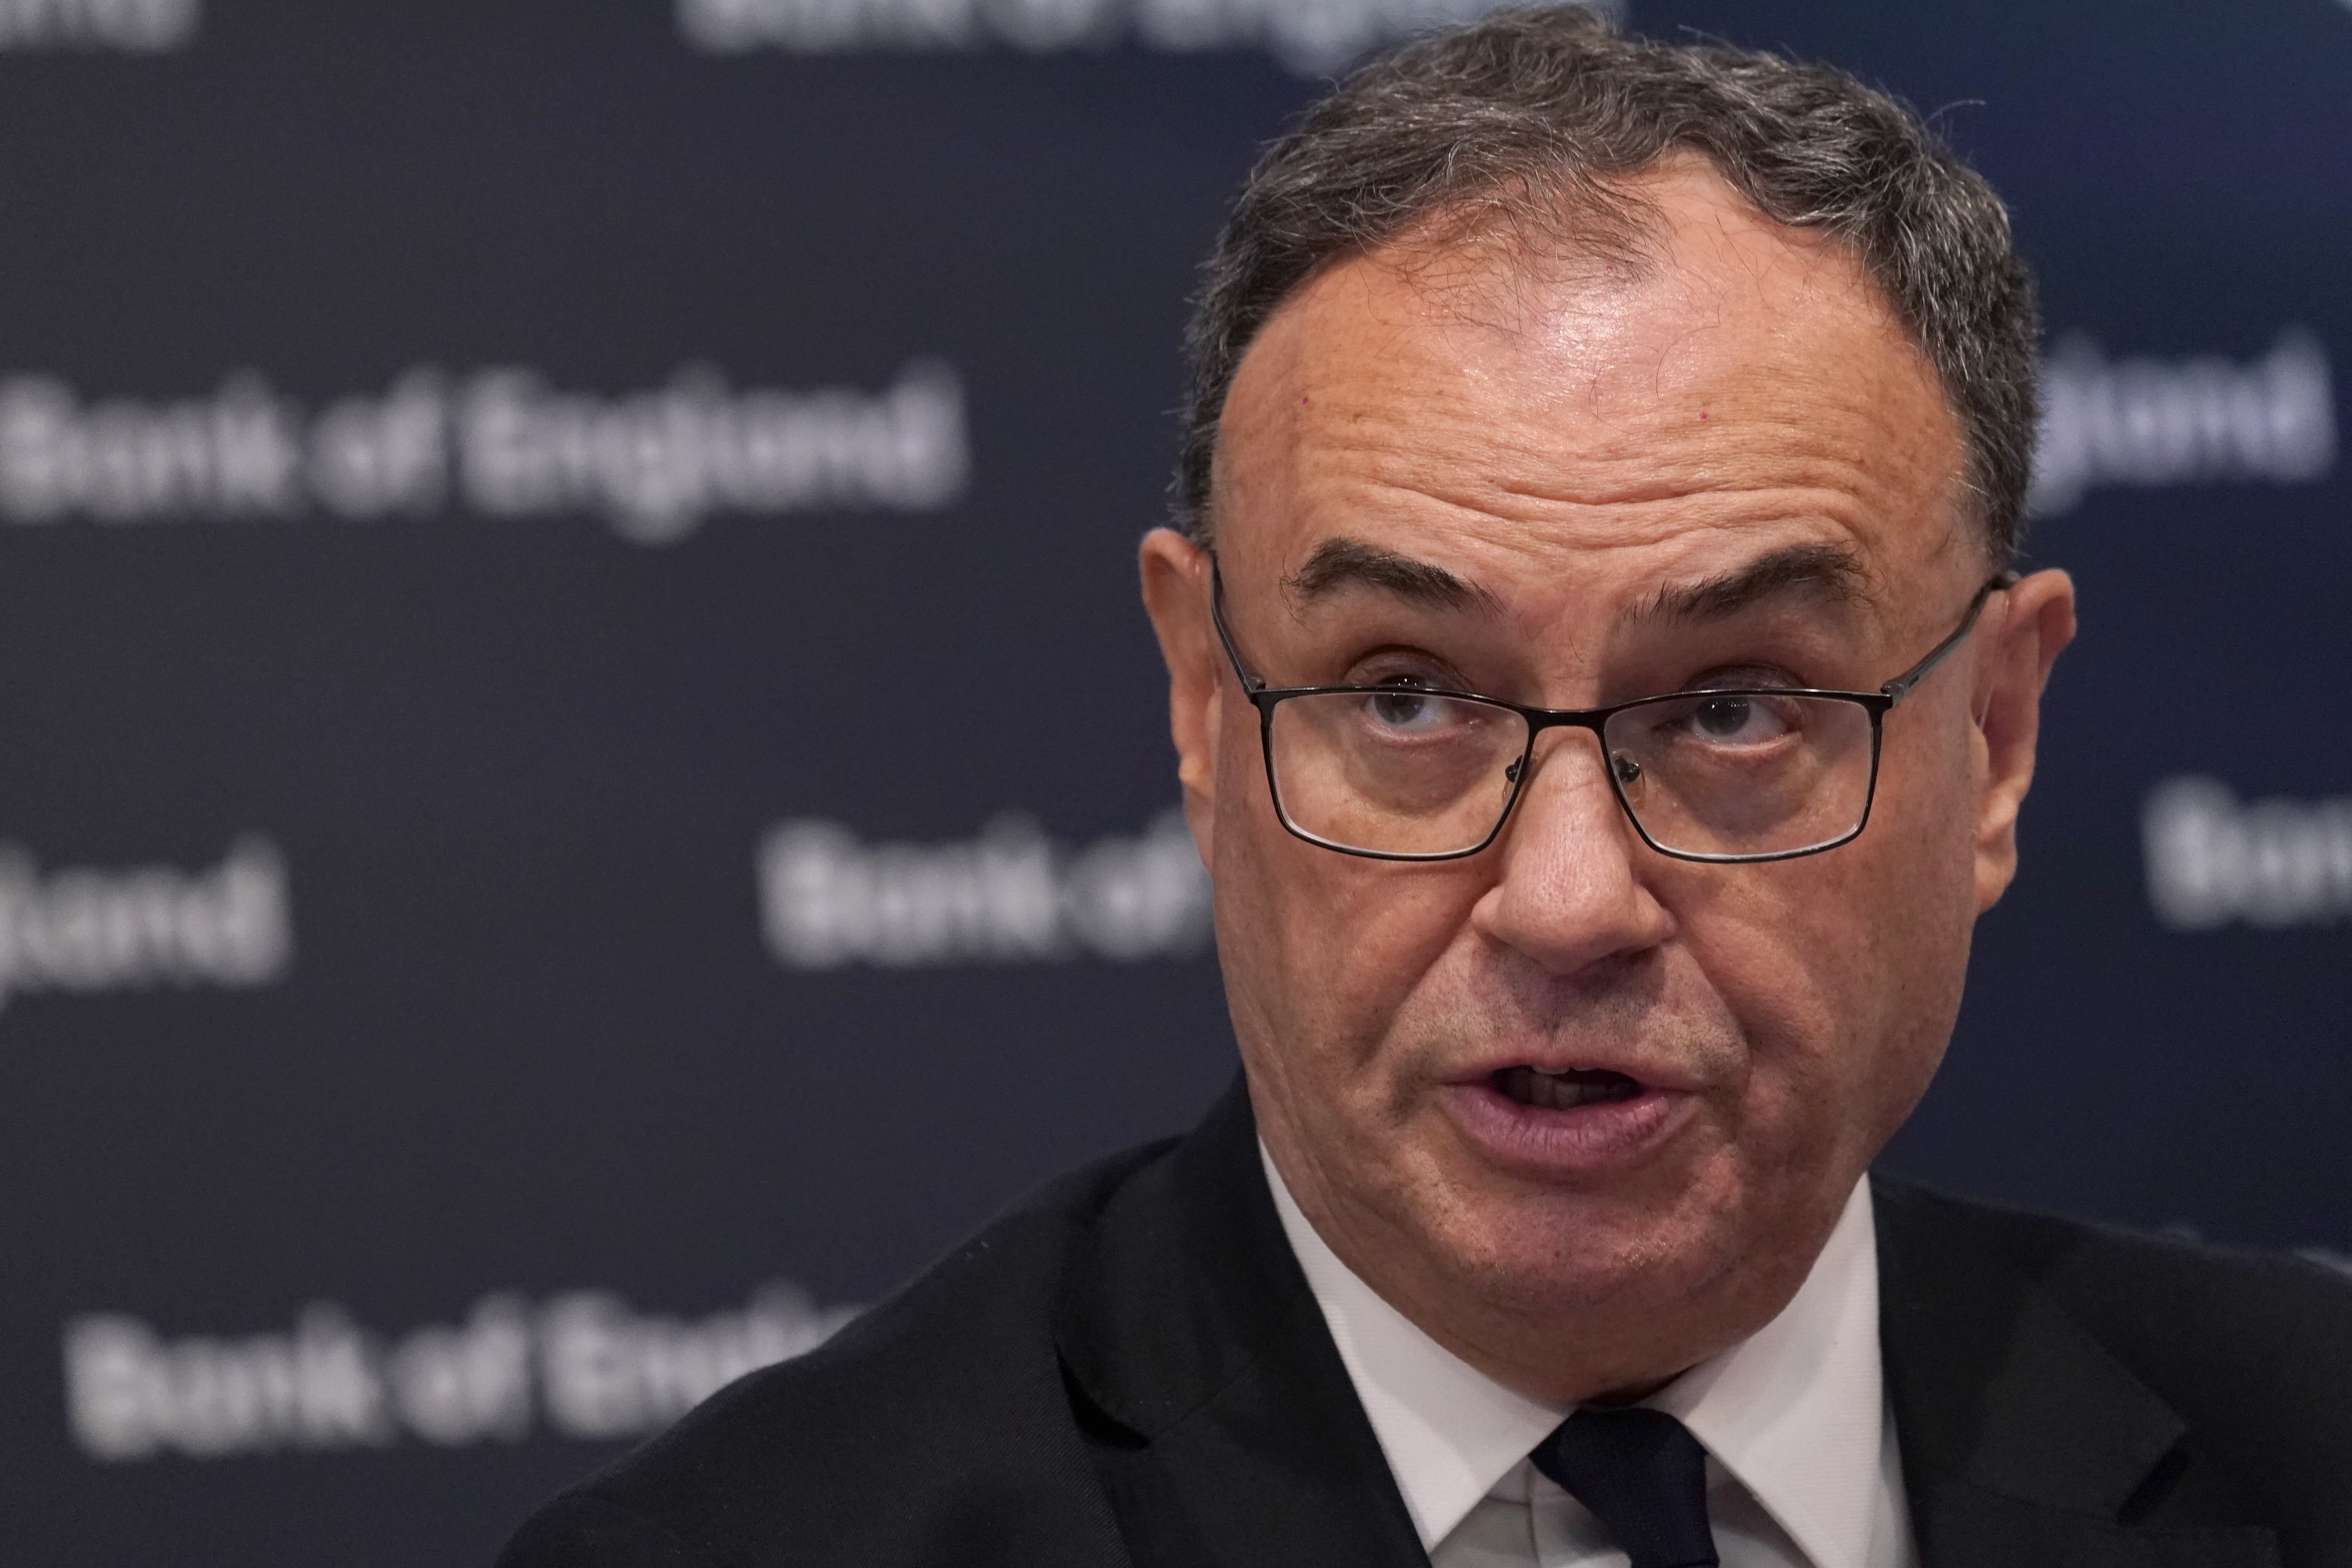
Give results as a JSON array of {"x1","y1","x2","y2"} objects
[{"x1": 1262, "y1": 1144, "x2": 1829, "y2": 1407}]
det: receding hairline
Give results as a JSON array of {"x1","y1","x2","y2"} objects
[
  {"x1": 1372, "y1": 159, "x2": 1676, "y2": 288},
  {"x1": 1205, "y1": 163, "x2": 1970, "y2": 574},
  {"x1": 1171, "y1": 8, "x2": 2040, "y2": 568},
  {"x1": 1203, "y1": 155, "x2": 1970, "y2": 562}
]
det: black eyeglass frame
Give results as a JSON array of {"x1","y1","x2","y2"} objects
[{"x1": 1208, "y1": 561, "x2": 2019, "y2": 864}]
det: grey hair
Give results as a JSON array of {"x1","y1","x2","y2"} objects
[{"x1": 1173, "y1": 5, "x2": 2040, "y2": 563}]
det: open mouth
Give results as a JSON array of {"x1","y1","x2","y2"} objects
[{"x1": 1492, "y1": 1066, "x2": 1645, "y2": 1111}]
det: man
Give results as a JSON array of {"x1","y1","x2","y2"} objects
[{"x1": 502, "y1": 11, "x2": 2352, "y2": 1566}]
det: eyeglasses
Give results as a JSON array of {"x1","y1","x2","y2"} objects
[{"x1": 1208, "y1": 563, "x2": 2015, "y2": 864}]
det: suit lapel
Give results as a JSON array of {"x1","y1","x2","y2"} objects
[
  {"x1": 1055, "y1": 1078, "x2": 1430, "y2": 1568},
  {"x1": 1058, "y1": 1117, "x2": 2288, "y2": 1568},
  {"x1": 1874, "y1": 1178, "x2": 2279, "y2": 1568}
]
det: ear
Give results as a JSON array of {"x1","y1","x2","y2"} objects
[
  {"x1": 1971, "y1": 567, "x2": 2076, "y2": 913},
  {"x1": 1139, "y1": 528, "x2": 1222, "y2": 865}
]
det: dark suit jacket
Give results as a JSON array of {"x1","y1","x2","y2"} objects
[{"x1": 500, "y1": 1080, "x2": 2352, "y2": 1567}]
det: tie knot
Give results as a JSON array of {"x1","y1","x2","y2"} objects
[{"x1": 1529, "y1": 1406, "x2": 1719, "y2": 1568}]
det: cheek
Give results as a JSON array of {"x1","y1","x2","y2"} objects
[
  {"x1": 1683, "y1": 772, "x2": 1977, "y2": 1163},
  {"x1": 1210, "y1": 735, "x2": 1486, "y2": 1089},
  {"x1": 1749, "y1": 695, "x2": 1981, "y2": 990}
]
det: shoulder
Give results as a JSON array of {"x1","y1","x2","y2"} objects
[
  {"x1": 499, "y1": 1137, "x2": 1177, "y2": 1568},
  {"x1": 1875, "y1": 1175, "x2": 2352, "y2": 1440}
]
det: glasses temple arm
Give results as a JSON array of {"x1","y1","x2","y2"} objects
[
  {"x1": 1206, "y1": 559, "x2": 1269, "y2": 693},
  {"x1": 1878, "y1": 570, "x2": 2019, "y2": 705}
]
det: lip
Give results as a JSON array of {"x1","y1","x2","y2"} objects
[
  {"x1": 1438, "y1": 1075, "x2": 1698, "y2": 1178},
  {"x1": 1444, "y1": 1048, "x2": 1708, "y2": 1096}
]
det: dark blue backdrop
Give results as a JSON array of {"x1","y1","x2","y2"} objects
[{"x1": 0, "y1": 1, "x2": 2343, "y2": 1562}]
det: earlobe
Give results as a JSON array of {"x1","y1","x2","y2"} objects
[
  {"x1": 1139, "y1": 528, "x2": 1222, "y2": 861},
  {"x1": 1971, "y1": 568, "x2": 2077, "y2": 913}
]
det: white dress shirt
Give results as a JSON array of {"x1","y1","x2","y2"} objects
[{"x1": 1262, "y1": 1147, "x2": 1917, "y2": 1568}]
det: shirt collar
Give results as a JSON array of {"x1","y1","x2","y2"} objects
[
  {"x1": 1647, "y1": 1177, "x2": 1889, "y2": 1568},
  {"x1": 1263, "y1": 1144, "x2": 1889, "y2": 1568}
]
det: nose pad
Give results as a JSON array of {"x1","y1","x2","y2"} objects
[
  {"x1": 1505, "y1": 728, "x2": 1617, "y2": 792},
  {"x1": 1476, "y1": 724, "x2": 1669, "y2": 970},
  {"x1": 1502, "y1": 727, "x2": 1646, "y2": 844}
]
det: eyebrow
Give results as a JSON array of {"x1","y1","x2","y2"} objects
[
  {"x1": 1625, "y1": 542, "x2": 1871, "y2": 625},
  {"x1": 1282, "y1": 537, "x2": 1505, "y2": 614}
]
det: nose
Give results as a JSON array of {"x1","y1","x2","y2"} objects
[{"x1": 1471, "y1": 729, "x2": 1675, "y2": 974}]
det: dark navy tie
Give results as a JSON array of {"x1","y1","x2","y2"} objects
[{"x1": 1529, "y1": 1406, "x2": 1720, "y2": 1568}]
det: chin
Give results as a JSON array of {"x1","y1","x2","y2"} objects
[{"x1": 1431, "y1": 1168, "x2": 1752, "y2": 1318}]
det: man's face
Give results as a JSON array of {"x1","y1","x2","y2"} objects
[{"x1": 1141, "y1": 160, "x2": 2074, "y2": 1399}]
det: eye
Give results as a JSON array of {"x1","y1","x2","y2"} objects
[
  {"x1": 1365, "y1": 681, "x2": 1445, "y2": 733},
  {"x1": 1680, "y1": 694, "x2": 1793, "y2": 745}
]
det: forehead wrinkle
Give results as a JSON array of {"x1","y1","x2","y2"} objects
[
  {"x1": 1292, "y1": 365, "x2": 1936, "y2": 525},
  {"x1": 1301, "y1": 460, "x2": 1895, "y2": 580}
]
